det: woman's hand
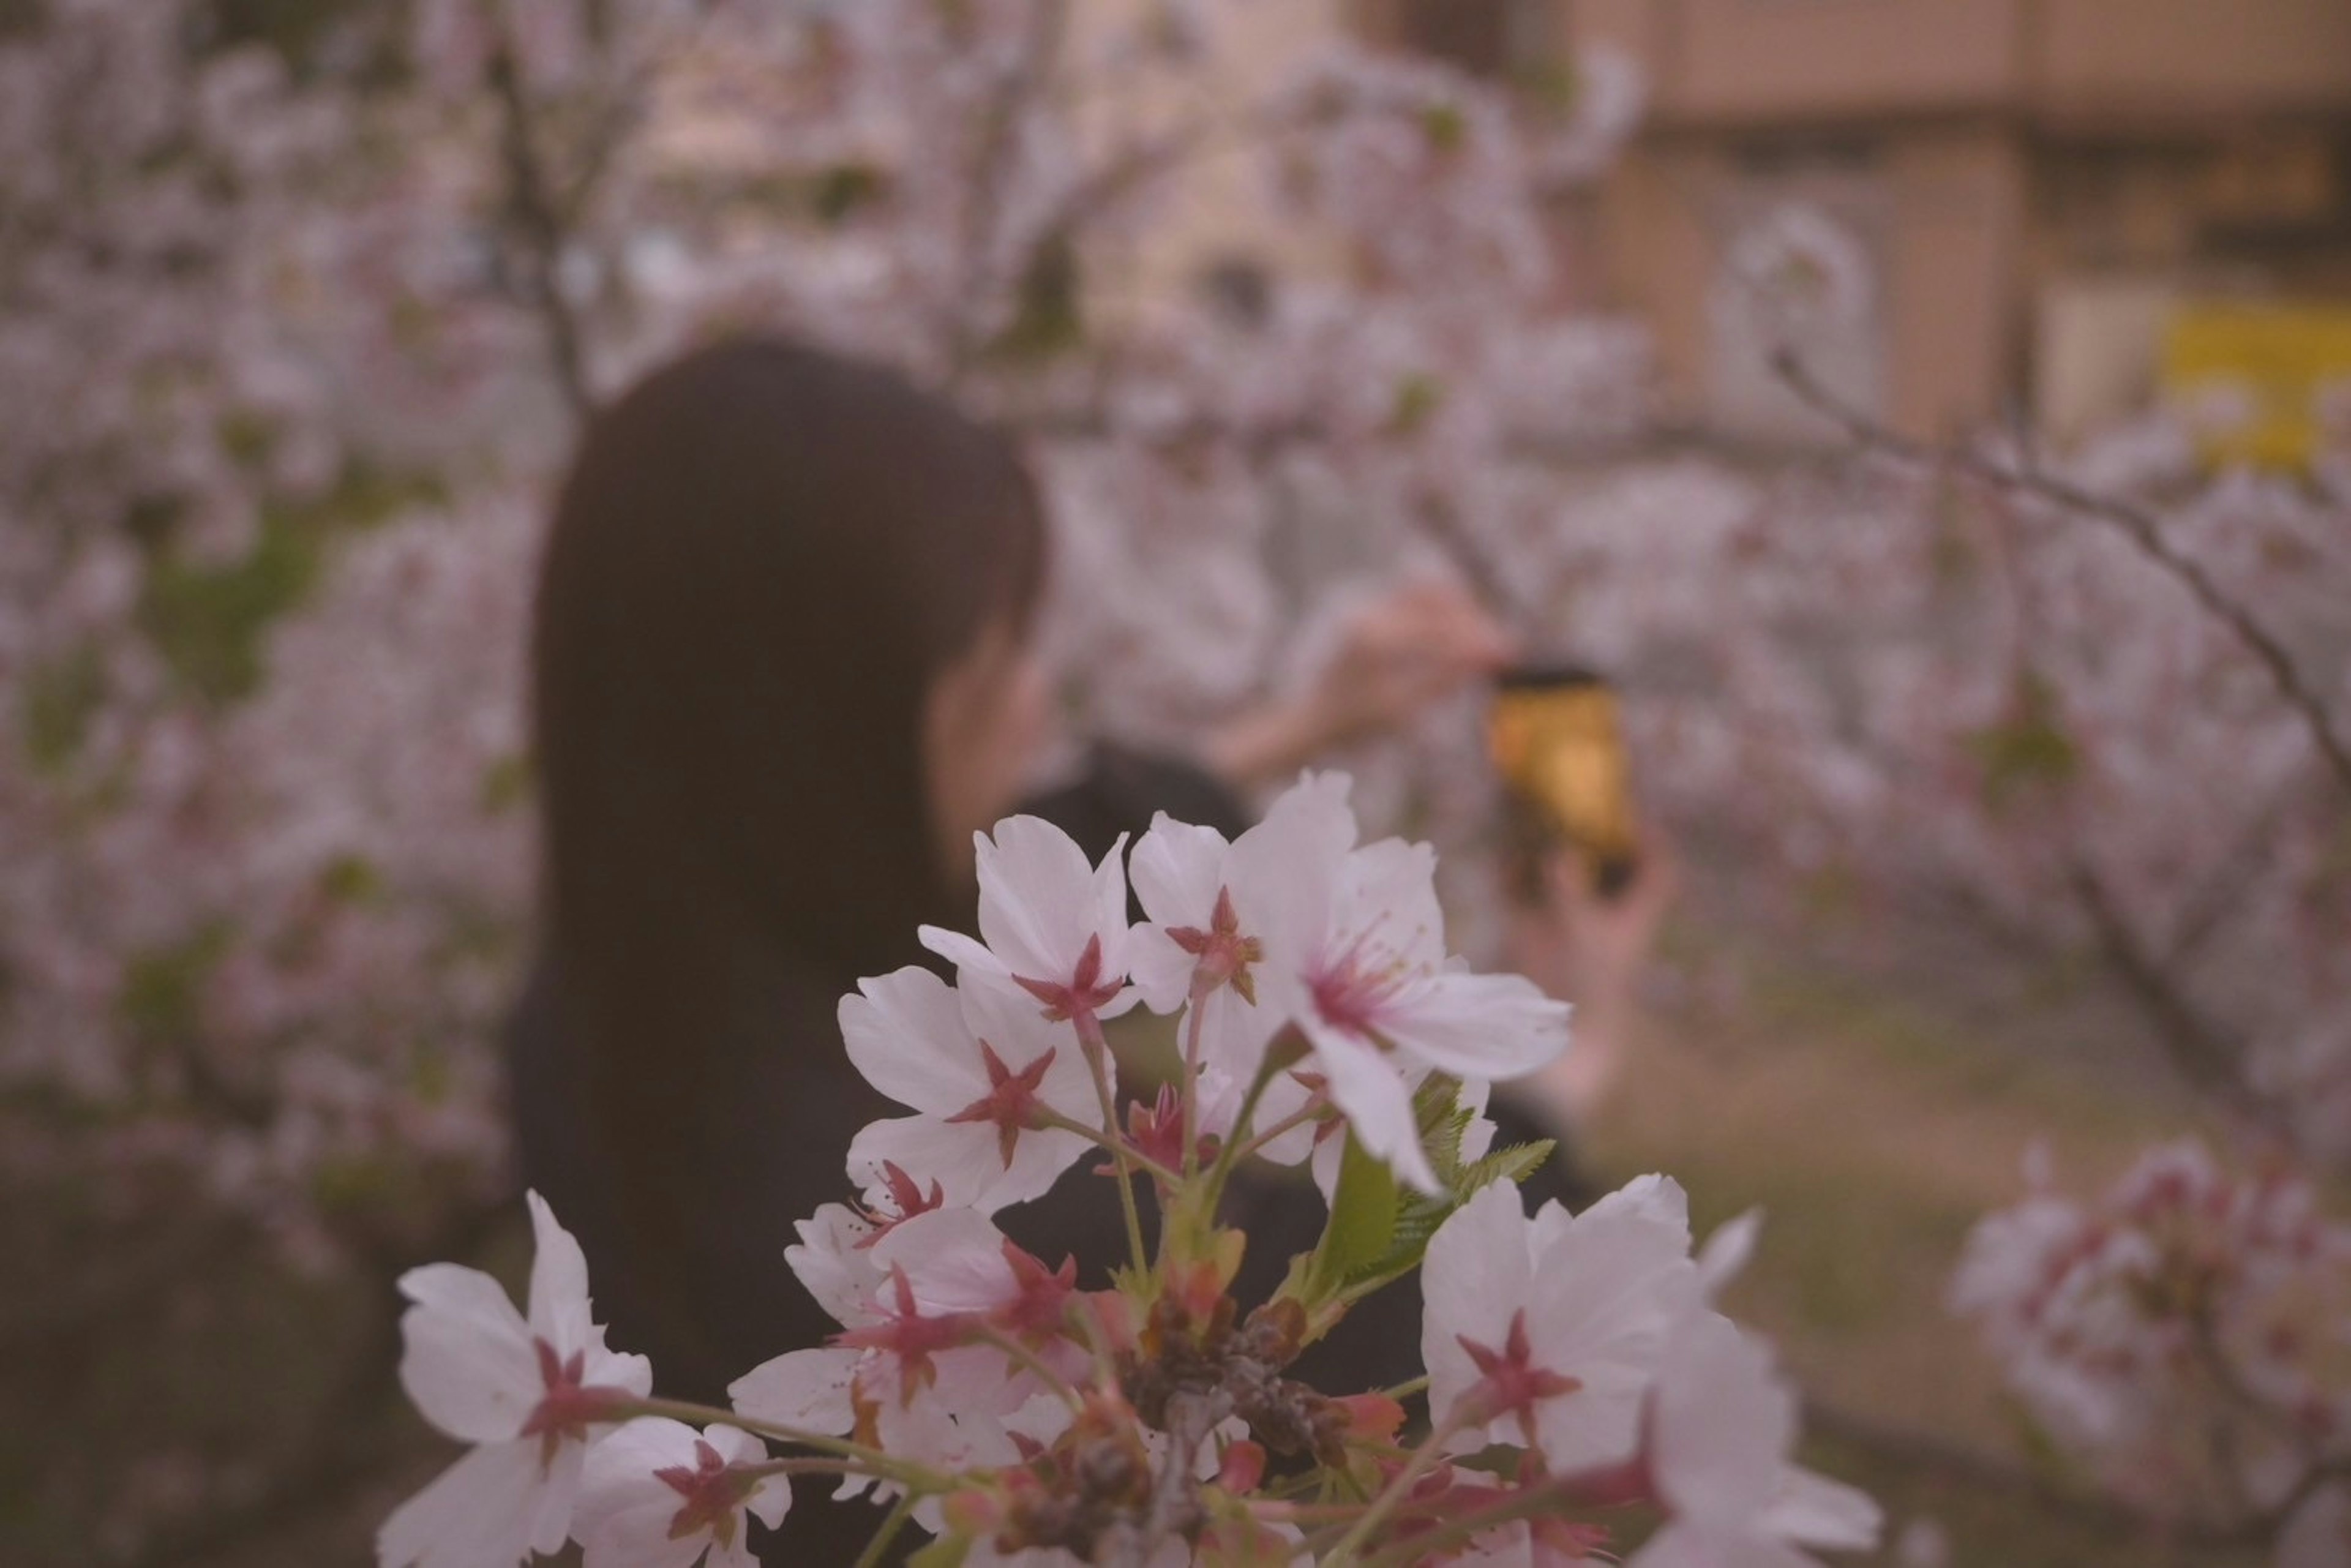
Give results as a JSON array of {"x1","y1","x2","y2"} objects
[
  {"x1": 1202, "y1": 577, "x2": 1514, "y2": 787},
  {"x1": 1505, "y1": 835, "x2": 1678, "y2": 1128}
]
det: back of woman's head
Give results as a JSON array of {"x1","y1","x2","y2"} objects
[
  {"x1": 525, "y1": 340, "x2": 1046, "y2": 1397},
  {"x1": 534, "y1": 336, "x2": 1046, "y2": 990}
]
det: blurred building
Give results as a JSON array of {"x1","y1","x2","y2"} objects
[{"x1": 1370, "y1": 0, "x2": 2351, "y2": 449}]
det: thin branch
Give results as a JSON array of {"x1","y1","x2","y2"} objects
[
  {"x1": 944, "y1": 0, "x2": 1073, "y2": 378},
  {"x1": 2161, "y1": 784, "x2": 2298, "y2": 970},
  {"x1": 1771, "y1": 347, "x2": 2351, "y2": 798},
  {"x1": 2065, "y1": 856, "x2": 2285, "y2": 1133},
  {"x1": 487, "y1": 41, "x2": 595, "y2": 421},
  {"x1": 1805, "y1": 1395, "x2": 2332, "y2": 1551},
  {"x1": 1098, "y1": 1386, "x2": 1227, "y2": 1568}
]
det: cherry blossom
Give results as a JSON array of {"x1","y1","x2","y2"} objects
[
  {"x1": 1229, "y1": 776, "x2": 1569, "y2": 1191},
  {"x1": 1633, "y1": 1310, "x2": 1880, "y2": 1568},
  {"x1": 378, "y1": 1192, "x2": 652, "y2": 1568},
  {"x1": 1422, "y1": 1176, "x2": 1700, "y2": 1472},
  {"x1": 1953, "y1": 1142, "x2": 2351, "y2": 1530},
  {"x1": 573, "y1": 1419, "x2": 790, "y2": 1568},
  {"x1": 372, "y1": 790, "x2": 1875, "y2": 1566},
  {"x1": 921, "y1": 818, "x2": 1137, "y2": 1027},
  {"x1": 842, "y1": 966, "x2": 1100, "y2": 1213}
]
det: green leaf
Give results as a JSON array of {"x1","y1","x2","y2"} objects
[
  {"x1": 1341, "y1": 1138, "x2": 1553, "y2": 1298},
  {"x1": 813, "y1": 162, "x2": 887, "y2": 224},
  {"x1": 1307, "y1": 1133, "x2": 1398, "y2": 1298},
  {"x1": 1281, "y1": 1078, "x2": 1560, "y2": 1339},
  {"x1": 984, "y1": 231, "x2": 1086, "y2": 364},
  {"x1": 137, "y1": 461, "x2": 446, "y2": 705},
  {"x1": 1414, "y1": 1074, "x2": 1473, "y2": 1170},
  {"x1": 1420, "y1": 102, "x2": 1468, "y2": 152}
]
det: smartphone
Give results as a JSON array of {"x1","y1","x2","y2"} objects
[{"x1": 1487, "y1": 665, "x2": 1639, "y2": 899}]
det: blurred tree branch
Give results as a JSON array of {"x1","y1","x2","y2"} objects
[
  {"x1": 487, "y1": 39, "x2": 596, "y2": 421},
  {"x1": 1770, "y1": 347, "x2": 2351, "y2": 798}
]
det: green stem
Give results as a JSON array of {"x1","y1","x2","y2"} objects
[
  {"x1": 1352, "y1": 1473, "x2": 1581, "y2": 1568},
  {"x1": 1033, "y1": 1106, "x2": 1182, "y2": 1185},
  {"x1": 1320, "y1": 1416, "x2": 1469, "y2": 1566},
  {"x1": 623, "y1": 1398, "x2": 945, "y2": 1490},
  {"x1": 1230, "y1": 1095, "x2": 1325, "y2": 1166},
  {"x1": 737, "y1": 1456, "x2": 871, "y2": 1481},
  {"x1": 1180, "y1": 973, "x2": 1212, "y2": 1183},
  {"x1": 1073, "y1": 1008, "x2": 1153, "y2": 1274},
  {"x1": 1376, "y1": 1374, "x2": 1430, "y2": 1403},
  {"x1": 851, "y1": 1493, "x2": 920, "y2": 1568},
  {"x1": 1066, "y1": 1294, "x2": 1123, "y2": 1391},
  {"x1": 1196, "y1": 1033, "x2": 1294, "y2": 1218}
]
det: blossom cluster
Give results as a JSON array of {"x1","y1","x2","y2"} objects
[
  {"x1": 384, "y1": 778, "x2": 1877, "y2": 1566},
  {"x1": 1955, "y1": 1142, "x2": 2351, "y2": 1562}
]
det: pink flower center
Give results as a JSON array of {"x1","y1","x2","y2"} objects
[
  {"x1": 854, "y1": 1160, "x2": 947, "y2": 1247},
  {"x1": 1168, "y1": 885, "x2": 1266, "y2": 1003},
  {"x1": 997, "y1": 1240, "x2": 1081, "y2": 1341},
  {"x1": 943, "y1": 1039, "x2": 1059, "y2": 1169},
  {"x1": 1456, "y1": 1308, "x2": 1581, "y2": 1448},
  {"x1": 835, "y1": 1266, "x2": 979, "y2": 1403},
  {"x1": 519, "y1": 1338, "x2": 633, "y2": 1471},
  {"x1": 655, "y1": 1437, "x2": 760, "y2": 1548},
  {"x1": 1013, "y1": 932, "x2": 1125, "y2": 1023},
  {"x1": 1308, "y1": 925, "x2": 1410, "y2": 1043}
]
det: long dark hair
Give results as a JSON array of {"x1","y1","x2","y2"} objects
[
  {"x1": 536, "y1": 337, "x2": 1046, "y2": 981},
  {"x1": 527, "y1": 337, "x2": 1046, "y2": 1380}
]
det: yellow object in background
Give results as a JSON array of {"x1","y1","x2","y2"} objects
[
  {"x1": 1487, "y1": 668, "x2": 1638, "y2": 896},
  {"x1": 2161, "y1": 303, "x2": 2351, "y2": 470}
]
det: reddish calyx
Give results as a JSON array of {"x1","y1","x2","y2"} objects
[
  {"x1": 836, "y1": 1265, "x2": 980, "y2": 1401},
  {"x1": 518, "y1": 1339, "x2": 636, "y2": 1470},
  {"x1": 1168, "y1": 887, "x2": 1265, "y2": 1004},
  {"x1": 1113, "y1": 1082, "x2": 1219, "y2": 1176},
  {"x1": 996, "y1": 1241, "x2": 1081, "y2": 1343},
  {"x1": 653, "y1": 1436, "x2": 760, "y2": 1548},
  {"x1": 1014, "y1": 934, "x2": 1125, "y2": 1024},
  {"x1": 944, "y1": 1040, "x2": 1059, "y2": 1169},
  {"x1": 1457, "y1": 1308, "x2": 1581, "y2": 1447},
  {"x1": 854, "y1": 1160, "x2": 947, "y2": 1247}
]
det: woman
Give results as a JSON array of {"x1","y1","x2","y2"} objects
[{"x1": 509, "y1": 337, "x2": 1660, "y2": 1561}]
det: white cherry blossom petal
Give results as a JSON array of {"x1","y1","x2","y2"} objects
[
  {"x1": 395, "y1": 1264, "x2": 540, "y2": 1442},
  {"x1": 730, "y1": 1346, "x2": 862, "y2": 1435},
  {"x1": 841, "y1": 966, "x2": 984, "y2": 1112},
  {"x1": 1304, "y1": 1017, "x2": 1439, "y2": 1193},
  {"x1": 379, "y1": 1439, "x2": 547, "y2": 1568}
]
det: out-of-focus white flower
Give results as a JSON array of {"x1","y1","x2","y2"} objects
[
  {"x1": 574, "y1": 1420, "x2": 789, "y2": 1568},
  {"x1": 1697, "y1": 1209, "x2": 1764, "y2": 1300},
  {"x1": 1632, "y1": 1311, "x2": 1880, "y2": 1567},
  {"x1": 378, "y1": 1193, "x2": 652, "y2": 1568},
  {"x1": 1422, "y1": 1177, "x2": 1698, "y2": 1472}
]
